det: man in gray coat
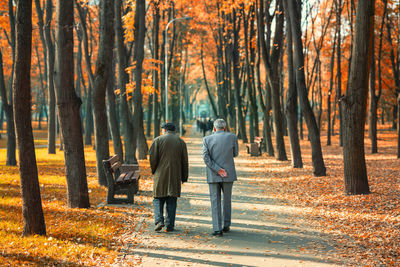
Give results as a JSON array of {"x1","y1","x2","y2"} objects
[
  {"x1": 149, "y1": 122, "x2": 189, "y2": 232},
  {"x1": 202, "y1": 119, "x2": 239, "y2": 236}
]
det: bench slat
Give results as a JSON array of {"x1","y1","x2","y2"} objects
[
  {"x1": 111, "y1": 161, "x2": 122, "y2": 172},
  {"x1": 109, "y1": 154, "x2": 120, "y2": 165}
]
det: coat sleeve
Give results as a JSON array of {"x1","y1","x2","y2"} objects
[
  {"x1": 202, "y1": 137, "x2": 222, "y2": 173},
  {"x1": 233, "y1": 134, "x2": 239, "y2": 157},
  {"x1": 149, "y1": 139, "x2": 159, "y2": 174},
  {"x1": 181, "y1": 140, "x2": 189, "y2": 183}
]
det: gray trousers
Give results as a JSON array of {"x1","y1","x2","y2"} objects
[{"x1": 208, "y1": 182, "x2": 233, "y2": 231}]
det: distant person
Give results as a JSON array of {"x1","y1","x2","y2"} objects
[
  {"x1": 149, "y1": 122, "x2": 189, "y2": 232},
  {"x1": 202, "y1": 119, "x2": 239, "y2": 236}
]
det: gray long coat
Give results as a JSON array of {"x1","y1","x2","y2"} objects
[
  {"x1": 202, "y1": 131, "x2": 239, "y2": 183},
  {"x1": 149, "y1": 132, "x2": 189, "y2": 197}
]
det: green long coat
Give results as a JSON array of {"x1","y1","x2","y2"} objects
[{"x1": 149, "y1": 132, "x2": 189, "y2": 198}]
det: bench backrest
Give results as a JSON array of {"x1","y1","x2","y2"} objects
[
  {"x1": 102, "y1": 155, "x2": 140, "y2": 187},
  {"x1": 254, "y1": 136, "x2": 263, "y2": 143},
  {"x1": 103, "y1": 155, "x2": 123, "y2": 187}
]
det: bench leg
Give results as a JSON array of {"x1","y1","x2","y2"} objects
[{"x1": 107, "y1": 185, "x2": 116, "y2": 204}]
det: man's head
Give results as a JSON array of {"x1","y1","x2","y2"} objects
[
  {"x1": 161, "y1": 122, "x2": 176, "y2": 134},
  {"x1": 213, "y1": 119, "x2": 226, "y2": 132}
]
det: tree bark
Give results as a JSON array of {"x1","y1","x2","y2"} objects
[
  {"x1": 152, "y1": 2, "x2": 161, "y2": 138},
  {"x1": 327, "y1": 32, "x2": 337, "y2": 146},
  {"x1": 201, "y1": 46, "x2": 219, "y2": 117},
  {"x1": 54, "y1": 0, "x2": 90, "y2": 208},
  {"x1": 397, "y1": 95, "x2": 400, "y2": 158},
  {"x1": 341, "y1": 0, "x2": 374, "y2": 195},
  {"x1": 0, "y1": 49, "x2": 16, "y2": 166},
  {"x1": 287, "y1": 0, "x2": 326, "y2": 176},
  {"x1": 92, "y1": 0, "x2": 114, "y2": 185},
  {"x1": 44, "y1": 0, "x2": 56, "y2": 154},
  {"x1": 132, "y1": 0, "x2": 148, "y2": 160},
  {"x1": 283, "y1": 0, "x2": 302, "y2": 168},
  {"x1": 106, "y1": 60, "x2": 123, "y2": 161},
  {"x1": 369, "y1": 1, "x2": 386, "y2": 154},
  {"x1": 4, "y1": 0, "x2": 17, "y2": 166},
  {"x1": 335, "y1": 0, "x2": 343, "y2": 147},
  {"x1": 13, "y1": 0, "x2": 46, "y2": 235},
  {"x1": 257, "y1": 0, "x2": 286, "y2": 159},
  {"x1": 115, "y1": 0, "x2": 136, "y2": 163},
  {"x1": 231, "y1": 10, "x2": 247, "y2": 143},
  {"x1": 84, "y1": 85, "x2": 93, "y2": 145}
]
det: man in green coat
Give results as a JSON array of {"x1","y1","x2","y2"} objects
[{"x1": 149, "y1": 122, "x2": 189, "y2": 232}]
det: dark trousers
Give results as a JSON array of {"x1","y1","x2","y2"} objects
[{"x1": 153, "y1": 196, "x2": 177, "y2": 228}]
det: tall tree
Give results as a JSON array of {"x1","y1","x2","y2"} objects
[
  {"x1": 115, "y1": 0, "x2": 136, "y2": 163},
  {"x1": 335, "y1": 0, "x2": 344, "y2": 146},
  {"x1": 92, "y1": 0, "x2": 115, "y2": 185},
  {"x1": 283, "y1": 0, "x2": 302, "y2": 168},
  {"x1": 286, "y1": 0, "x2": 326, "y2": 176},
  {"x1": 75, "y1": 2, "x2": 94, "y2": 146},
  {"x1": 327, "y1": 31, "x2": 337, "y2": 146},
  {"x1": 0, "y1": 0, "x2": 17, "y2": 166},
  {"x1": 0, "y1": 49, "x2": 16, "y2": 166},
  {"x1": 106, "y1": 61, "x2": 123, "y2": 161},
  {"x1": 341, "y1": 0, "x2": 375, "y2": 195},
  {"x1": 54, "y1": 0, "x2": 90, "y2": 208},
  {"x1": 369, "y1": 0, "x2": 387, "y2": 154},
  {"x1": 132, "y1": 0, "x2": 148, "y2": 160},
  {"x1": 13, "y1": 0, "x2": 46, "y2": 235},
  {"x1": 44, "y1": 0, "x2": 56, "y2": 154},
  {"x1": 257, "y1": 0, "x2": 287, "y2": 160},
  {"x1": 152, "y1": 0, "x2": 161, "y2": 138}
]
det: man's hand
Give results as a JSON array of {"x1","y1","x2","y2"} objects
[{"x1": 217, "y1": 169, "x2": 228, "y2": 178}]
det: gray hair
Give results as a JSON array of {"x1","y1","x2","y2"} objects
[{"x1": 213, "y1": 119, "x2": 226, "y2": 130}]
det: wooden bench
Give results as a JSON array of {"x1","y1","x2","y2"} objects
[
  {"x1": 246, "y1": 136, "x2": 264, "y2": 156},
  {"x1": 102, "y1": 155, "x2": 140, "y2": 204}
]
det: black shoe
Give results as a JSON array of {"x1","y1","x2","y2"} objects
[
  {"x1": 211, "y1": 231, "x2": 223, "y2": 237},
  {"x1": 154, "y1": 222, "x2": 164, "y2": 232},
  {"x1": 222, "y1": 226, "x2": 230, "y2": 233},
  {"x1": 166, "y1": 227, "x2": 174, "y2": 232}
]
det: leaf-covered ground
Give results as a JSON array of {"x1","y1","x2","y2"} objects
[
  {"x1": 261, "y1": 128, "x2": 400, "y2": 266},
  {"x1": 0, "y1": 137, "x2": 153, "y2": 266},
  {"x1": 0, "y1": 124, "x2": 399, "y2": 265}
]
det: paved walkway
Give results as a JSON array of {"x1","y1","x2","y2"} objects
[{"x1": 120, "y1": 127, "x2": 343, "y2": 266}]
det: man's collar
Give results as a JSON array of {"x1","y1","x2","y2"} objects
[{"x1": 214, "y1": 130, "x2": 225, "y2": 134}]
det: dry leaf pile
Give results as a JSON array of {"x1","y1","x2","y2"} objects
[{"x1": 251, "y1": 129, "x2": 399, "y2": 266}]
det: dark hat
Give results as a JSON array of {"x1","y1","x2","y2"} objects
[{"x1": 161, "y1": 122, "x2": 176, "y2": 132}]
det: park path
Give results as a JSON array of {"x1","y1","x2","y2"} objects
[{"x1": 118, "y1": 126, "x2": 344, "y2": 267}]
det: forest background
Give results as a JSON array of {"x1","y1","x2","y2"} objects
[{"x1": 0, "y1": 0, "x2": 399, "y2": 265}]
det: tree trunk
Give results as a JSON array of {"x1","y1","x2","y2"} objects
[
  {"x1": 0, "y1": 49, "x2": 17, "y2": 166},
  {"x1": 44, "y1": 0, "x2": 56, "y2": 154},
  {"x1": 397, "y1": 95, "x2": 400, "y2": 158},
  {"x1": 201, "y1": 46, "x2": 219, "y2": 118},
  {"x1": 369, "y1": 2, "x2": 386, "y2": 154},
  {"x1": 335, "y1": 0, "x2": 343, "y2": 147},
  {"x1": 115, "y1": 0, "x2": 136, "y2": 163},
  {"x1": 341, "y1": 0, "x2": 374, "y2": 195},
  {"x1": 283, "y1": 0, "x2": 302, "y2": 168},
  {"x1": 368, "y1": 33, "x2": 378, "y2": 153},
  {"x1": 54, "y1": 0, "x2": 90, "y2": 208},
  {"x1": 257, "y1": 0, "x2": 285, "y2": 159},
  {"x1": 287, "y1": 0, "x2": 326, "y2": 176},
  {"x1": 132, "y1": 0, "x2": 148, "y2": 160},
  {"x1": 84, "y1": 85, "x2": 93, "y2": 145},
  {"x1": 92, "y1": 0, "x2": 114, "y2": 185},
  {"x1": 268, "y1": 0, "x2": 287, "y2": 161},
  {"x1": 327, "y1": 32, "x2": 337, "y2": 146},
  {"x1": 13, "y1": 0, "x2": 46, "y2": 235},
  {"x1": 231, "y1": 10, "x2": 247, "y2": 143},
  {"x1": 152, "y1": 2, "x2": 161, "y2": 138},
  {"x1": 106, "y1": 61, "x2": 123, "y2": 161}
]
